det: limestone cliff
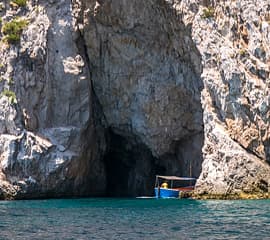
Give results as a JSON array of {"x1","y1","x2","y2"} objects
[
  {"x1": 179, "y1": 0, "x2": 270, "y2": 197},
  {"x1": 0, "y1": 0, "x2": 269, "y2": 199}
]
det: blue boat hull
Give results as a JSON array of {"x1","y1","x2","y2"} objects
[{"x1": 155, "y1": 187, "x2": 180, "y2": 198}]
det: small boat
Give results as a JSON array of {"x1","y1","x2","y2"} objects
[{"x1": 154, "y1": 175, "x2": 196, "y2": 198}]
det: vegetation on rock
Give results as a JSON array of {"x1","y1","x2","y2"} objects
[
  {"x1": 1, "y1": 18, "x2": 28, "y2": 44},
  {"x1": 1, "y1": 89, "x2": 17, "y2": 104},
  {"x1": 239, "y1": 48, "x2": 247, "y2": 57},
  {"x1": 10, "y1": 0, "x2": 27, "y2": 8},
  {"x1": 201, "y1": 7, "x2": 215, "y2": 19}
]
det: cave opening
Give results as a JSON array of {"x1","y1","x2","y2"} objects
[
  {"x1": 82, "y1": 0, "x2": 205, "y2": 198},
  {"x1": 104, "y1": 128, "x2": 163, "y2": 197},
  {"x1": 104, "y1": 128, "x2": 203, "y2": 197}
]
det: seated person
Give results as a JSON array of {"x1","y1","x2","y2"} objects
[{"x1": 161, "y1": 182, "x2": 168, "y2": 189}]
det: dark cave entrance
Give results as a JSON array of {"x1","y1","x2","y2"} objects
[
  {"x1": 104, "y1": 128, "x2": 203, "y2": 197},
  {"x1": 104, "y1": 129, "x2": 163, "y2": 197}
]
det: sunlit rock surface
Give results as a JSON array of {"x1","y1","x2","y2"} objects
[{"x1": 179, "y1": 0, "x2": 270, "y2": 196}]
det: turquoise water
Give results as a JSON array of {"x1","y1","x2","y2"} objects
[{"x1": 0, "y1": 198, "x2": 269, "y2": 239}]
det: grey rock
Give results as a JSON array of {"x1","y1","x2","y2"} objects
[
  {"x1": 179, "y1": 0, "x2": 270, "y2": 195},
  {"x1": 83, "y1": 0, "x2": 203, "y2": 156},
  {"x1": 0, "y1": 0, "x2": 269, "y2": 199}
]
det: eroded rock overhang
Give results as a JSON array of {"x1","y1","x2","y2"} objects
[{"x1": 81, "y1": 0, "x2": 204, "y2": 196}]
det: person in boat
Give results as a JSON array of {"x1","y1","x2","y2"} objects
[{"x1": 161, "y1": 181, "x2": 168, "y2": 189}]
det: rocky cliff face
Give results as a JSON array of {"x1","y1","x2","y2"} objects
[
  {"x1": 0, "y1": 0, "x2": 269, "y2": 199},
  {"x1": 82, "y1": 0, "x2": 204, "y2": 196},
  {"x1": 0, "y1": 0, "x2": 107, "y2": 198},
  {"x1": 178, "y1": 0, "x2": 270, "y2": 197}
]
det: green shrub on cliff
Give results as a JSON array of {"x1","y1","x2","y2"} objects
[
  {"x1": 2, "y1": 18, "x2": 28, "y2": 44},
  {"x1": 1, "y1": 89, "x2": 17, "y2": 104},
  {"x1": 239, "y1": 48, "x2": 247, "y2": 57},
  {"x1": 10, "y1": 0, "x2": 27, "y2": 7},
  {"x1": 201, "y1": 7, "x2": 215, "y2": 19}
]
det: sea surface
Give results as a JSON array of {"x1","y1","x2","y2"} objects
[{"x1": 0, "y1": 198, "x2": 269, "y2": 239}]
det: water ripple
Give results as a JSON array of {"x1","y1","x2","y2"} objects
[{"x1": 0, "y1": 198, "x2": 269, "y2": 239}]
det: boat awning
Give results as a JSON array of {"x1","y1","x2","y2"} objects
[{"x1": 156, "y1": 175, "x2": 196, "y2": 181}]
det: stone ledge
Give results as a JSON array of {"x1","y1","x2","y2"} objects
[{"x1": 192, "y1": 192, "x2": 270, "y2": 200}]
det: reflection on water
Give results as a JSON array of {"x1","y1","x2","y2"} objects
[{"x1": 0, "y1": 198, "x2": 269, "y2": 239}]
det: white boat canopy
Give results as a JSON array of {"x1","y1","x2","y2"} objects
[{"x1": 156, "y1": 175, "x2": 196, "y2": 181}]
